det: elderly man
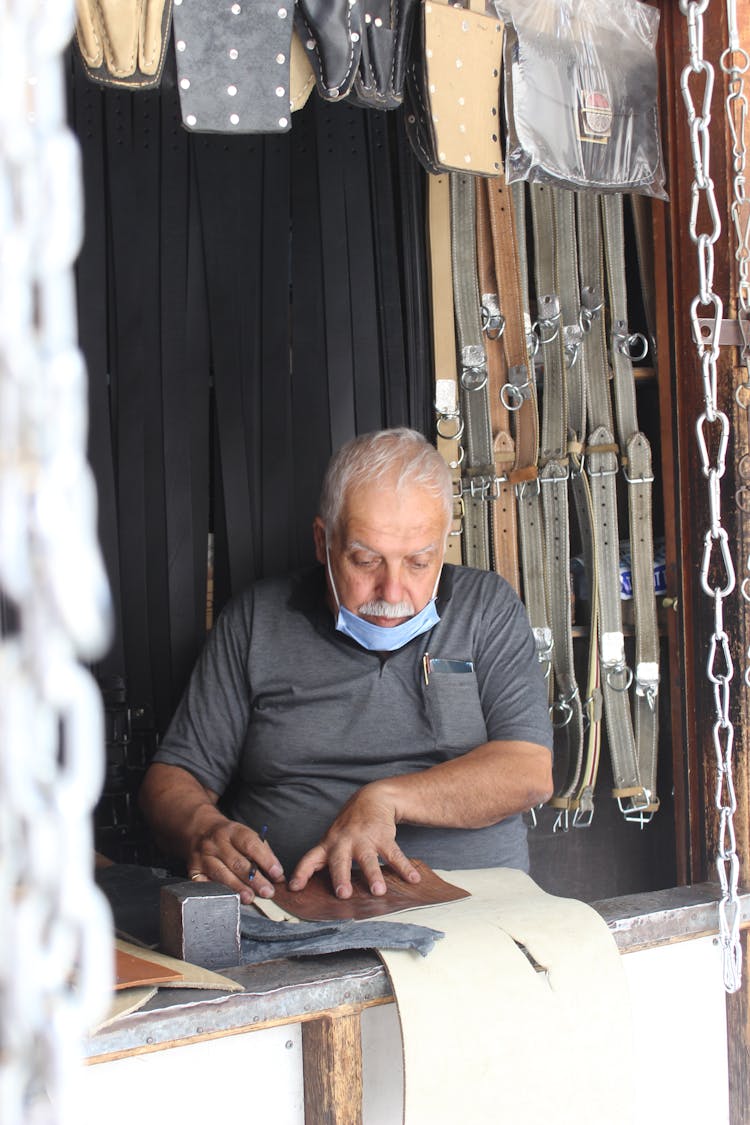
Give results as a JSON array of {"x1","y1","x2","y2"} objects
[{"x1": 140, "y1": 428, "x2": 553, "y2": 905}]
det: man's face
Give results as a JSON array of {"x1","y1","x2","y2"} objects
[{"x1": 313, "y1": 478, "x2": 448, "y2": 627}]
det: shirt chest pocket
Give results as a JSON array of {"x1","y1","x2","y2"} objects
[{"x1": 422, "y1": 669, "x2": 488, "y2": 755}]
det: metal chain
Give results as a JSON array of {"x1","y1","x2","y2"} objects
[
  {"x1": 0, "y1": 1, "x2": 114, "y2": 1120},
  {"x1": 724, "y1": 0, "x2": 750, "y2": 695},
  {"x1": 680, "y1": 0, "x2": 742, "y2": 994}
]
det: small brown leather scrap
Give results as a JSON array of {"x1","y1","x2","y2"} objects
[
  {"x1": 115, "y1": 947, "x2": 183, "y2": 990},
  {"x1": 271, "y1": 859, "x2": 470, "y2": 922}
]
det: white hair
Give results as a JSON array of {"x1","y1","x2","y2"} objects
[{"x1": 319, "y1": 428, "x2": 452, "y2": 538}]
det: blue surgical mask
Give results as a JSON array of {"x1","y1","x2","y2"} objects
[{"x1": 325, "y1": 543, "x2": 441, "y2": 652}]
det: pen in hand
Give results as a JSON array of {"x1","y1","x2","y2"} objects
[{"x1": 248, "y1": 824, "x2": 268, "y2": 882}]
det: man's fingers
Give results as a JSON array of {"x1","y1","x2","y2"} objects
[
  {"x1": 190, "y1": 854, "x2": 259, "y2": 906},
  {"x1": 382, "y1": 844, "x2": 421, "y2": 885},
  {"x1": 288, "y1": 845, "x2": 328, "y2": 892},
  {"x1": 354, "y1": 852, "x2": 386, "y2": 896},
  {"x1": 229, "y1": 825, "x2": 285, "y2": 881}
]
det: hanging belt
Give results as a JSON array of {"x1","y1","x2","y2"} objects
[
  {"x1": 427, "y1": 173, "x2": 463, "y2": 565},
  {"x1": 601, "y1": 193, "x2": 660, "y2": 822},
  {"x1": 574, "y1": 190, "x2": 634, "y2": 827},
  {"x1": 530, "y1": 183, "x2": 584, "y2": 794},
  {"x1": 450, "y1": 172, "x2": 493, "y2": 571},
  {"x1": 545, "y1": 186, "x2": 601, "y2": 829},
  {"x1": 476, "y1": 178, "x2": 519, "y2": 590},
  {"x1": 508, "y1": 181, "x2": 552, "y2": 677}
]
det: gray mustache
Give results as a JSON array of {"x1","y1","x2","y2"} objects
[{"x1": 357, "y1": 599, "x2": 415, "y2": 618}]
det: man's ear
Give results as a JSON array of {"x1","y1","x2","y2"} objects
[{"x1": 312, "y1": 516, "x2": 326, "y2": 565}]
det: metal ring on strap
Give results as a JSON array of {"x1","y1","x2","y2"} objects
[
  {"x1": 481, "y1": 304, "x2": 505, "y2": 340},
  {"x1": 532, "y1": 316, "x2": 559, "y2": 345},
  {"x1": 460, "y1": 365, "x2": 488, "y2": 392},
  {"x1": 614, "y1": 325, "x2": 649, "y2": 362},
  {"x1": 436, "y1": 412, "x2": 465, "y2": 441},
  {"x1": 500, "y1": 381, "x2": 528, "y2": 412},
  {"x1": 550, "y1": 686, "x2": 579, "y2": 728},
  {"x1": 604, "y1": 663, "x2": 634, "y2": 692}
]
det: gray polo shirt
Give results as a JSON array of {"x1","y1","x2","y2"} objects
[{"x1": 154, "y1": 564, "x2": 553, "y2": 873}]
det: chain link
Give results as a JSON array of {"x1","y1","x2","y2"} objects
[
  {"x1": 0, "y1": 1, "x2": 114, "y2": 1119},
  {"x1": 680, "y1": 0, "x2": 742, "y2": 994}
]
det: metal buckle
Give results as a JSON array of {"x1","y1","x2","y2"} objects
[
  {"x1": 587, "y1": 462, "x2": 618, "y2": 479},
  {"x1": 573, "y1": 805, "x2": 595, "y2": 829},
  {"x1": 617, "y1": 789, "x2": 656, "y2": 827},
  {"x1": 623, "y1": 466, "x2": 655, "y2": 485},
  {"x1": 552, "y1": 808, "x2": 570, "y2": 834},
  {"x1": 540, "y1": 464, "x2": 570, "y2": 483},
  {"x1": 516, "y1": 477, "x2": 541, "y2": 501}
]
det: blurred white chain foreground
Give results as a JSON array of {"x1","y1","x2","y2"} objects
[
  {"x1": 680, "y1": 0, "x2": 742, "y2": 993},
  {"x1": 0, "y1": 1, "x2": 114, "y2": 1120}
]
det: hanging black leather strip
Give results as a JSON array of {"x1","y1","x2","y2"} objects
[
  {"x1": 260, "y1": 132, "x2": 295, "y2": 575},
  {"x1": 365, "y1": 109, "x2": 409, "y2": 429},
  {"x1": 394, "y1": 114, "x2": 431, "y2": 434},
  {"x1": 314, "y1": 100, "x2": 357, "y2": 450},
  {"x1": 133, "y1": 86, "x2": 173, "y2": 736},
  {"x1": 290, "y1": 100, "x2": 332, "y2": 558},
  {"x1": 104, "y1": 87, "x2": 155, "y2": 719},
  {"x1": 70, "y1": 52, "x2": 125, "y2": 682},
  {"x1": 193, "y1": 134, "x2": 263, "y2": 593},
  {"x1": 340, "y1": 104, "x2": 383, "y2": 434},
  {"x1": 159, "y1": 62, "x2": 210, "y2": 711}
]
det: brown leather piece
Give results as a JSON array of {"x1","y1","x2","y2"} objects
[
  {"x1": 271, "y1": 859, "x2": 470, "y2": 922},
  {"x1": 115, "y1": 948, "x2": 183, "y2": 990}
]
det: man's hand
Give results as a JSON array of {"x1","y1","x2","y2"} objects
[
  {"x1": 288, "y1": 782, "x2": 422, "y2": 898},
  {"x1": 186, "y1": 807, "x2": 285, "y2": 906},
  {"x1": 139, "y1": 763, "x2": 284, "y2": 906}
]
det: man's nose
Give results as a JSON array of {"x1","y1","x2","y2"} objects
[{"x1": 379, "y1": 566, "x2": 404, "y2": 604}]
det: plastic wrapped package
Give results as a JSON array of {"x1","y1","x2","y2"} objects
[{"x1": 496, "y1": 0, "x2": 667, "y2": 198}]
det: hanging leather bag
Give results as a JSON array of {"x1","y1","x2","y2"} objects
[
  {"x1": 499, "y1": 0, "x2": 667, "y2": 198},
  {"x1": 403, "y1": 0, "x2": 504, "y2": 178}
]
